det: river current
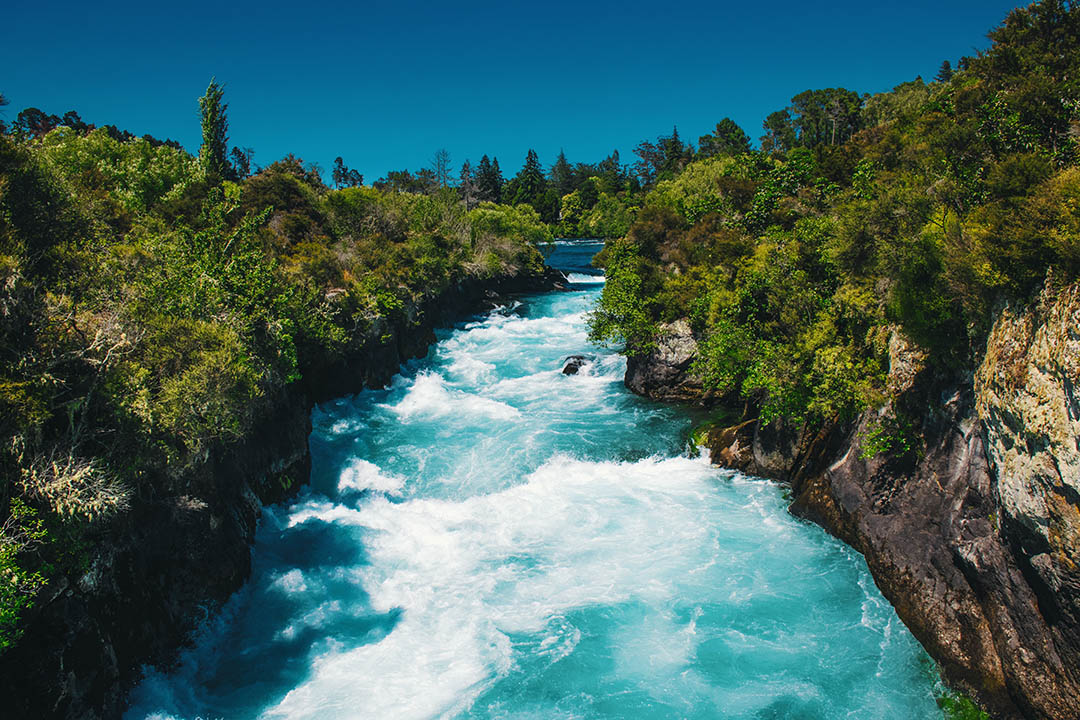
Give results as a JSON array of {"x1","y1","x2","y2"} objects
[{"x1": 127, "y1": 242, "x2": 944, "y2": 719}]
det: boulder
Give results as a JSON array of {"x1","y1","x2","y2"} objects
[{"x1": 562, "y1": 355, "x2": 590, "y2": 375}]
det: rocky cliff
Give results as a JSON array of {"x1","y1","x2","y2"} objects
[
  {"x1": 629, "y1": 281, "x2": 1080, "y2": 719},
  {"x1": 0, "y1": 268, "x2": 562, "y2": 720}
]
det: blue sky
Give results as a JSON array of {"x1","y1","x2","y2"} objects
[{"x1": 3, "y1": 0, "x2": 1026, "y2": 181}]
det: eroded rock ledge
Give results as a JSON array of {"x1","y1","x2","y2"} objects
[{"x1": 628, "y1": 281, "x2": 1080, "y2": 720}]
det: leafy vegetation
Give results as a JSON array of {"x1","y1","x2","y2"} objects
[
  {"x1": 590, "y1": 0, "x2": 1080, "y2": 438},
  {"x1": 0, "y1": 84, "x2": 550, "y2": 649}
]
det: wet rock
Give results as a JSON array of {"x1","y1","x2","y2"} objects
[
  {"x1": 705, "y1": 419, "x2": 757, "y2": 471},
  {"x1": 562, "y1": 355, "x2": 590, "y2": 375}
]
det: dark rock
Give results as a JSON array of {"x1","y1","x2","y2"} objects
[{"x1": 562, "y1": 355, "x2": 590, "y2": 375}]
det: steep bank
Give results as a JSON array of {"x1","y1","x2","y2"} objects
[
  {"x1": 0, "y1": 267, "x2": 562, "y2": 720},
  {"x1": 626, "y1": 281, "x2": 1080, "y2": 719}
]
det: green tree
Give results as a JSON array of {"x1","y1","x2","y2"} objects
[
  {"x1": 936, "y1": 60, "x2": 955, "y2": 82},
  {"x1": 459, "y1": 159, "x2": 480, "y2": 210},
  {"x1": 476, "y1": 154, "x2": 503, "y2": 202},
  {"x1": 762, "y1": 109, "x2": 797, "y2": 154},
  {"x1": 698, "y1": 118, "x2": 751, "y2": 157},
  {"x1": 550, "y1": 150, "x2": 574, "y2": 196},
  {"x1": 332, "y1": 156, "x2": 362, "y2": 188},
  {"x1": 231, "y1": 146, "x2": 255, "y2": 179},
  {"x1": 510, "y1": 149, "x2": 545, "y2": 206},
  {"x1": 198, "y1": 78, "x2": 230, "y2": 183}
]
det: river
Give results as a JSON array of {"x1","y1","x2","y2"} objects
[{"x1": 126, "y1": 241, "x2": 944, "y2": 719}]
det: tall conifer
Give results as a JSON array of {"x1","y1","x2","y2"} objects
[{"x1": 198, "y1": 79, "x2": 230, "y2": 183}]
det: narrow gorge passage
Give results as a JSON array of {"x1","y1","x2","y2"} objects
[{"x1": 127, "y1": 242, "x2": 944, "y2": 719}]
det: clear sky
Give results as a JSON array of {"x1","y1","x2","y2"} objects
[{"x1": 3, "y1": 0, "x2": 1027, "y2": 181}]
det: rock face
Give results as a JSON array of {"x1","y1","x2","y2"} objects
[
  {"x1": 0, "y1": 269, "x2": 561, "y2": 720},
  {"x1": 624, "y1": 319, "x2": 703, "y2": 401},
  {"x1": 630, "y1": 290, "x2": 1080, "y2": 719},
  {"x1": 974, "y1": 280, "x2": 1080, "y2": 716}
]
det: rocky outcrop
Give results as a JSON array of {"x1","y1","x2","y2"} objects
[
  {"x1": 973, "y1": 280, "x2": 1080, "y2": 716},
  {"x1": 624, "y1": 319, "x2": 704, "y2": 401},
  {"x1": 628, "y1": 292, "x2": 1080, "y2": 718},
  {"x1": 0, "y1": 267, "x2": 562, "y2": 720}
]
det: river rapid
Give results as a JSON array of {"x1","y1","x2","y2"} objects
[{"x1": 127, "y1": 241, "x2": 945, "y2": 719}]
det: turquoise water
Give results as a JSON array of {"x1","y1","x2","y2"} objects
[{"x1": 126, "y1": 242, "x2": 943, "y2": 719}]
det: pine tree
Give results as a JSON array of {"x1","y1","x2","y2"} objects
[
  {"x1": 936, "y1": 60, "x2": 954, "y2": 83},
  {"x1": 476, "y1": 154, "x2": 503, "y2": 203},
  {"x1": 491, "y1": 158, "x2": 503, "y2": 201},
  {"x1": 550, "y1": 150, "x2": 574, "y2": 196},
  {"x1": 511, "y1": 149, "x2": 545, "y2": 206},
  {"x1": 198, "y1": 78, "x2": 230, "y2": 183},
  {"x1": 459, "y1": 159, "x2": 480, "y2": 210}
]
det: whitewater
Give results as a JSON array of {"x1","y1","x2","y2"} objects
[{"x1": 126, "y1": 242, "x2": 945, "y2": 719}]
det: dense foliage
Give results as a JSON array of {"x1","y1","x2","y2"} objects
[
  {"x1": 590, "y1": 0, "x2": 1080, "y2": 432},
  {"x1": 373, "y1": 117, "x2": 757, "y2": 239},
  {"x1": 0, "y1": 88, "x2": 550, "y2": 650}
]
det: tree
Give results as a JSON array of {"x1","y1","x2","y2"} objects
[
  {"x1": 430, "y1": 148, "x2": 452, "y2": 188},
  {"x1": 476, "y1": 154, "x2": 503, "y2": 202},
  {"x1": 936, "y1": 60, "x2": 954, "y2": 83},
  {"x1": 550, "y1": 150, "x2": 574, "y2": 196},
  {"x1": 375, "y1": 169, "x2": 424, "y2": 193},
  {"x1": 60, "y1": 111, "x2": 91, "y2": 133},
  {"x1": 13, "y1": 108, "x2": 60, "y2": 139},
  {"x1": 332, "y1": 156, "x2": 362, "y2": 188},
  {"x1": 659, "y1": 126, "x2": 692, "y2": 175},
  {"x1": 198, "y1": 78, "x2": 230, "y2": 183},
  {"x1": 969, "y1": 0, "x2": 1080, "y2": 160},
  {"x1": 231, "y1": 147, "x2": 256, "y2": 179},
  {"x1": 633, "y1": 140, "x2": 663, "y2": 187},
  {"x1": 761, "y1": 89, "x2": 863, "y2": 152},
  {"x1": 699, "y1": 118, "x2": 751, "y2": 158},
  {"x1": 597, "y1": 149, "x2": 624, "y2": 192},
  {"x1": 510, "y1": 149, "x2": 545, "y2": 206},
  {"x1": 761, "y1": 109, "x2": 797, "y2": 154},
  {"x1": 459, "y1": 160, "x2": 480, "y2": 210}
]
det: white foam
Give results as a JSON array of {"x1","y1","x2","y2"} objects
[
  {"x1": 263, "y1": 455, "x2": 725, "y2": 720},
  {"x1": 565, "y1": 272, "x2": 606, "y2": 284},
  {"x1": 337, "y1": 458, "x2": 405, "y2": 496},
  {"x1": 386, "y1": 372, "x2": 520, "y2": 422}
]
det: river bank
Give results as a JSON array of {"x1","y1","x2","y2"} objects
[
  {"x1": 626, "y1": 280, "x2": 1080, "y2": 720},
  {"x1": 125, "y1": 241, "x2": 946, "y2": 719},
  {"x1": 0, "y1": 266, "x2": 562, "y2": 720}
]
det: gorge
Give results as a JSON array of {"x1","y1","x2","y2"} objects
[{"x1": 123, "y1": 242, "x2": 950, "y2": 719}]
